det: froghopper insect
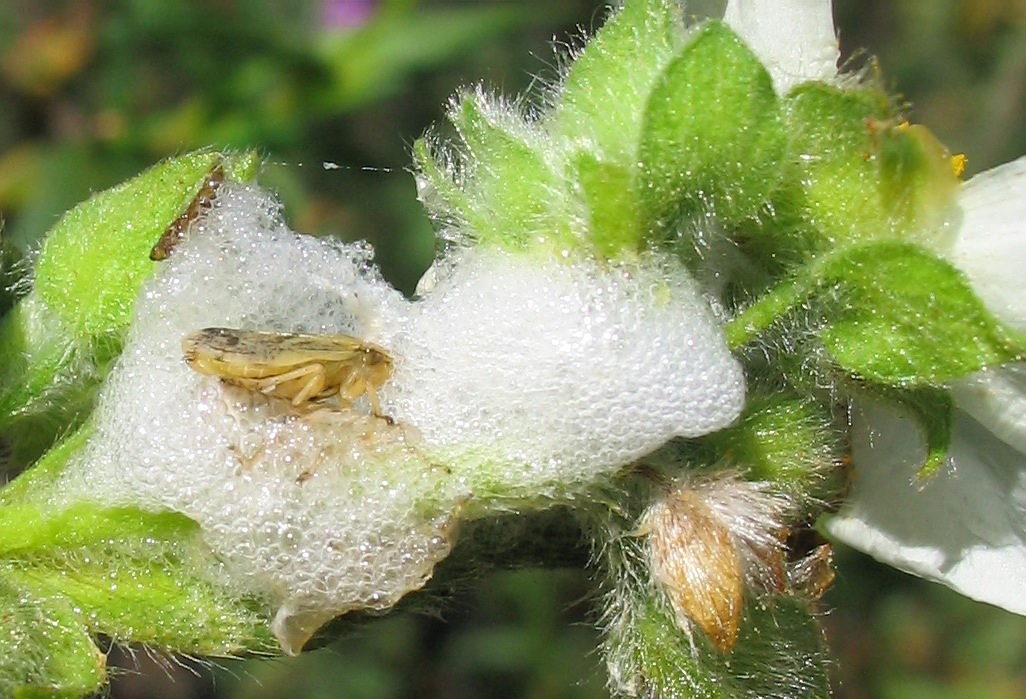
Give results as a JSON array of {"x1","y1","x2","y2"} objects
[
  {"x1": 182, "y1": 327, "x2": 393, "y2": 417},
  {"x1": 150, "y1": 161, "x2": 225, "y2": 261}
]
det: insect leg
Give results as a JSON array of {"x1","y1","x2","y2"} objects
[
  {"x1": 290, "y1": 364, "x2": 327, "y2": 405},
  {"x1": 252, "y1": 364, "x2": 323, "y2": 402},
  {"x1": 365, "y1": 385, "x2": 394, "y2": 424},
  {"x1": 344, "y1": 374, "x2": 394, "y2": 424}
]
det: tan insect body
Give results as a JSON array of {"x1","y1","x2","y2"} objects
[{"x1": 182, "y1": 327, "x2": 393, "y2": 416}]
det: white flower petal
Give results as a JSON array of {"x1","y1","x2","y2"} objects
[
  {"x1": 826, "y1": 400, "x2": 1026, "y2": 615},
  {"x1": 950, "y1": 156, "x2": 1026, "y2": 333},
  {"x1": 952, "y1": 363, "x2": 1026, "y2": 455},
  {"x1": 723, "y1": 0, "x2": 839, "y2": 94}
]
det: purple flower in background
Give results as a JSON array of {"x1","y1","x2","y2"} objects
[{"x1": 321, "y1": 0, "x2": 377, "y2": 29}]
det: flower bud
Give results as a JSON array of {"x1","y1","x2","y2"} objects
[{"x1": 641, "y1": 473, "x2": 793, "y2": 653}]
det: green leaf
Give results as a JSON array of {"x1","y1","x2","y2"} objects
[
  {"x1": 0, "y1": 150, "x2": 259, "y2": 468},
  {"x1": 727, "y1": 241, "x2": 1025, "y2": 387},
  {"x1": 722, "y1": 598, "x2": 831, "y2": 699},
  {"x1": 616, "y1": 596, "x2": 830, "y2": 699},
  {"x1": 0, "y1": 297, "x2": 104, "y2": 469},
  {"x1": 0, "y1": 502, "x2": 196, "y2": 556},
  {"x1": 412, "y1": 137, "x2": 473, "y2": 231},
  {"x1": 5, "y1": 560, "x2": 267, "y2": 655},
  {"x1": 628, "y1": 599, "x2": 724, "y2": 699},
  {"x1": 0, "y1": 579, "x2": 106, "y2": 699},
  {"x1": 725, "y1": 275, "x2": 807, "y2": 349},
  {"x1": 551, "y1": 0, "x2": 681, "y2": 165},
  {"x1": 0, "y1": 499, "x2": 275, "y2": 660},
  {"x1": 877, "y1": 122, "x2": 961, "y2": 240},
  {"x1": 706, "y1": 394, "x2": 841, "y2": 504},
  {"x1": 33, "y1": 150, "x2": 258, "y2": 335},
  {"x1": 449, "y1": 94, "x2": 567, "y2": 251},
  {"x1": 913, "y1": 389, "x2": 954, "y2": 479},
  {"x1": 819, "y1": 242, "x2": 1025, "y2": 385},
  {"x1": 782, "y1": 84, "x2": 891, "y2": 249},
  {"x1": 573, "y1": 152, "x2": 643, "y2": 257},
  {"x1": 639, "y1": 21, "x2": 785, "y2": 230},
  {"x1": 0, "y1": 432, "x2": 274, "y2": 689}
]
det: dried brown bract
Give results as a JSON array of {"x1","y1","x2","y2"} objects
[{"x1": 640, "y1": 473, "x2": 795, "y2": 653}]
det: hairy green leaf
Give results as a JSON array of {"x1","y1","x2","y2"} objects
[
  {"x1": 784, "y1": 84, "x2": 958, "y2": 248},
  {"x1": 614, "y1": 596, "x2": 830, "y2": 699},
  {"x1": 573, "y1": 152, "x2": 643, "y2": 256},
  {"x1": 0, "y1": 150, "x2": 259, "y2": 468},
  {"x1": 450, "y1": 94, "x2": 567, "y2": 250},
  {"x1": 0, "y1": 579, "x2": 106, "y2": 699},
  {"x1": 708, "y1": 394, "x2": 841, "y2": 504},
  {"x1": 819, "y1": 242, "x2": 1025, "y2": 385},
  {"x1": 639, "y1": 22, "x2": 784, "y2": 231},
  {"x1": 552, "y1": 0, "x2": 681, "y2": 165}
]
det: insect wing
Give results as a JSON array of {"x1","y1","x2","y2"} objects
[
  {"x1": 183, "y1": 327, "x2": 380, "y2": 376},
  {"x1": 269, "y1": 332, "x2": 373, "y2": 366}
]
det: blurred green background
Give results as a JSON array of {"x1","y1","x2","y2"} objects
[{"x1": 1, "y1": 1, "x2": 1025, "y2": 697}]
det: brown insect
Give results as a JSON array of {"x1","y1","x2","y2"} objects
[
  {"x1": 182, "y1": 327, "x2": 393, "y2": 418},
  {"x1": 150, "y1": 161, "x2": 225, "y2": 261}
]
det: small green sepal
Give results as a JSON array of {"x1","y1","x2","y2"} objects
[
  {"x1": 783, "y1": 83, "x2": 959, "y2": 248},
  {"x1": 707, "y1": 394, "x2": 842, "y2": 504},
  {"x1": 550, "y1": 0, "x2": 681, "y2": 164},
  {"x1": 610, "y1": 595, "x2": 830, "y2": 699}
]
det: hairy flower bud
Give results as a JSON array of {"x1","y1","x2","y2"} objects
[{"x1": 641, "y1": 473, "x2": 794, "y2": 653}]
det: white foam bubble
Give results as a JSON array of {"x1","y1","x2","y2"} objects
[
  {"x1": 390, "y1": 249, "x2": 745, "y2": 497},
  {"x1": 54, "y1": 184, "x2": 744, "y2": 650},
  {"x1": 55, "y1": 186, "x2": 462, "y2": 653}
]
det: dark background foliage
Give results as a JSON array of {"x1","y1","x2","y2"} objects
[{"x1": 1, "y1": 1, "x2": 1024, "y2": 697}]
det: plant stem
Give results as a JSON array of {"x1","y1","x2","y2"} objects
[{"x1": 725, "y1": 276, "x2": 808, "y2": 349}]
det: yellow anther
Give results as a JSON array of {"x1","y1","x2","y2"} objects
[{"x1": 951, "y1": 153, "x2": 967, "y2": 178}]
